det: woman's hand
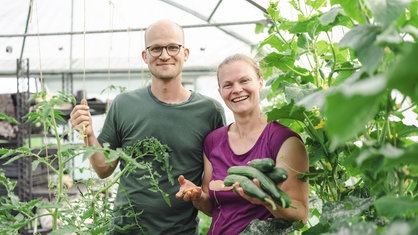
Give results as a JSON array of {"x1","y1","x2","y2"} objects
[
  {"x1": 232, "y1": 178, "x2": 272, "y2": 208},
  {"x1": 175, "y1": 175, "x2": 202, "y2": 201}
]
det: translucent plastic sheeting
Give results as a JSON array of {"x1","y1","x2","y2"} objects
[{"x1": 0, "y1": 0, "x2": 271, "y2": 75}]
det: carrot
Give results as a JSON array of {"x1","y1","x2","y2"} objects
[
  {"x1": 183, "y1": 186, "x2": 200, "y2": 195},
  {"x1": 81, "y1": 98, "x2": 88, "y2": 106}
]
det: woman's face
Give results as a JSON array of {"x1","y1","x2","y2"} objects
[{"x1": 218, "y1": 60, "x2": 263, "y2": 115}]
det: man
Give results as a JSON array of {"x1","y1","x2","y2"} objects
[{"x1": 70, "y1": 19, "x2": 225, "y2": 234}]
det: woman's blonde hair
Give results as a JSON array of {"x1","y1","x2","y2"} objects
[{"x1": 216, "y1": 53, "x2": 262, "y2": 85}]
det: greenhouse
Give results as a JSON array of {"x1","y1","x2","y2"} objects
[{"x1": 0, "y1": 0, "x2": 417, "y2": 234}]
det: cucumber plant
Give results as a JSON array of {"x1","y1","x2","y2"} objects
[{"x1": 255, "y1": 0, "x2": 418, "y2": 234}]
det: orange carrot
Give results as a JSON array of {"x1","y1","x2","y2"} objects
[{"x1": 183, "y1": 186, "x2": 200, "y2": 195}]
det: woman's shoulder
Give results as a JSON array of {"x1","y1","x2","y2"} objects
[
  {"x1": 204, "y1": 124, "x2": 230, "y2": 151},
  {"x1": 205, "y1": 124, "x2": 230, "y2": 145},
  {"x1": 207, "y1": 124, "x2": 229, "y2": 137},
  {"x1": 268, "y1": 121, "x2": 292, "y2": 131}
]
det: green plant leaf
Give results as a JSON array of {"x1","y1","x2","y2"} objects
[
  {"x1": 321, "y1": 196, "x2": 375, "y2": 224},
  {"x1": 391, "y1": 121, "x2": 418, "y2": 141},
  {"x1": 331, "y1": 0, "x2": 366, "y2": 24},
  {"x1": 339, "y1": 25, "x2": 384, "y2": 75},
  {"x1": 386, "y1": 221, "x2": 418, "y2": 235},
  {"x1": 319, "y1": 7, "x2": 345, "y2": 26},
  {"x1": 325, "y1": 74, "x2": 386, "y2": 149},
  {"x1": 381, "y1": 144, "x2": 418, "y2": 169},
  {"x1": 290, "y1": 15, "x2": 332, "y2": 38},
  {"x1": 31, "y1": 159, "x2": 41, "y2": 171},
  {"x1": 259, "y1": 34, "x2": 287, "y2": 52},
  {"x1": 407, "y1": 2, "x2": 418, "y2": 28},
  {"x1": 0, "y1": 113, "x2": 19, "y2": 124},
  {"x1": 297, "y1": 33, "x2": 310, "y2": 49},
  {"x1": 239, "y1": 218, "x2": 294, "y2": 235},
  {"x1": 365, "y1": 0, "x2": 411, "y2": 28},
  {"x1": 306, "y1": 0, "x2": 327, "y2": 10},
  {"x1": 387, "y1": 42, "x2": 418, "y2": 104},
  {"x1": 355, "y1": 144, "x2": 418, "y2": 184},
  {"x1": 302, "y1": 222, "x2": 330, "y2": 235},
  {"x1": 375, "y1": 195, "x2": 418, "y2": 219},
  {"x1": 355, "y1": 148, "x2": 385, "y2": 180},
  {"x1": 262, "y1": 52, "x2": 295, "y2": 72},
  {"x1": 81, "y1": 203, "x2": 95, "y2": 220},
  {"x1": 283, "y1": 82, "x2": 318, "y2": 104},
  {"x1": 266, "y1": 1, "x2": 281, "y2": 22},
  {"x1": 267, "y1": 102, "x2": 306, "y2": 122},
  {"x1": 48, "y1": 225, "x2": 78, "y2": 235},
  {"x1": 376, "y1": 25, "x2": 403, "y2": 46},
  {"x1": 298, "y1": 88, "x2": 330, "y2": 110},
  {"x1": 402, "y1": 25, "x2": 418, "y2": 40}
]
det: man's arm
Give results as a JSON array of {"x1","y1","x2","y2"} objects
[{"x1": 71, "y1": 104, "x2": 118, "y2": 179}]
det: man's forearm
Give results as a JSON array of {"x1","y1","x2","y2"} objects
[{"x1": 85, "y1": 134, "x2": 118, "y2": 179}]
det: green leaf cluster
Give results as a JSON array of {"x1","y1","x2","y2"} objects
[
  {"x1": 257, "y1": 0, "x2": 418, "y2": 234},
  {"x1": 0, "y1": 90, "x2": 174, "y2": 234}
]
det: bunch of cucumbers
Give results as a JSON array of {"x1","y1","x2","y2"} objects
[{"x1": 224, "y1": 158, "x2": 292, "y2": 210}]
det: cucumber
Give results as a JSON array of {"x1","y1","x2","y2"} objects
[
  {"x1": 266, "y1": 167, "x2": 288, "y2": 184},
  {"x1": 228, "y1": 166, "x2": 291, "y2": 208},
  {"x1": 248, "y1": 158, "x2": 275, "y2": 173},
  {"x1": 224, "y1": 174, "x2": 276, "y2": 210}
]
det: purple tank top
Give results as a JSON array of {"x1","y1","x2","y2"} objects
[{"x1": 203, "y1": 121, "x2": 301, "y2": 235}]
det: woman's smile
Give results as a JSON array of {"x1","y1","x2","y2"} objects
[{"x1": 231, "y1": 95, "x2": 249, "y2": 103}]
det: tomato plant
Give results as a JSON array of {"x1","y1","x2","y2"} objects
[{"x1": 0, "y1": 90, "x2": 172, "y2": 234}]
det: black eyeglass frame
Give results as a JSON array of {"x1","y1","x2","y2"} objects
[{"x1": 146, "y1": 44, "x2": 183, "y2": 57}]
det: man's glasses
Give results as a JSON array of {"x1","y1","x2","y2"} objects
[{"x1": 146, "y1": 44, "x2": 183, "y2": 57}]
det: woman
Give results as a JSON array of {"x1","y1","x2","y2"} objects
[{"x1": 176, "y1": 54, "x2": 309, "y2": 234}]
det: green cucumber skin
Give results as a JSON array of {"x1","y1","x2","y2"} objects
[
  {"x1": 228, "y1": 166, "x2": 291, "y2": 208},
  {"x1": 224, "y1": 174, "x2": 269, "y2": 200},
  {"x1": 266, "y1": 167, "x2": 288, "y2": 184},
  {"x1": 248, "y1": 158, "x2": 275, "y2": 173},
  {"x1": 224, "y1": 174, "x2": 277, "y2": 210}
]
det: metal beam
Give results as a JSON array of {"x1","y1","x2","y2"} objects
[
  {"x1": 158, "y1": 0, "x2": 267, "y2": 45},
  {"x1": 19, "y1": 1, "x2": 33, "y2": 61},
  {"x1": 0, "y1": 66, "x2": 216, "y2": 77},
  {"x1": 245, "y1": 0, "x2": 268, "y2": 14},
  {"x1": 0, "y1": 20, "x2": 269, "y2": 38}
]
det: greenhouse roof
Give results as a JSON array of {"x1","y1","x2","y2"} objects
[{"x1": 0, "y1": 0, "x2": 274, "y2": 77}]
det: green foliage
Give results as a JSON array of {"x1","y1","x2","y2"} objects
[
  {"x1": 240, "y1": 217, "x2": 294, "y2": 235},
  {"x1": 0, "y1": 89, "x2": 173, "y2": 233},
  {"x1": 0, "y1": 169, "x2": 42, "y2": 234},
  {"x1": 258, "y1": 0, "x2": 418, "y2": 234},
  {"x1": 124, "y1": 136, "x2": 174, "y2": 185},
  {"x1": 123, "y1": 137, "x2": 174, "y2": 206},
  {"x1": 198, "y1": 211, "x2": 211, "y2": 235},
  {"x1": 0, "y1": 113, "x2": 19, "y2": 125},
  {"x1": 100, "y1": 84, "x2": 127, "y2": 95}
]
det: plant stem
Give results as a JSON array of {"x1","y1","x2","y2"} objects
[
  {"x1": 94, "y1": 164, "x2": 127, "y2": 198},
  {"x1": 325, "y1": 32, "x2": 337, "y2": 88},
  {"x1": 49, "y1": 109, "x2": 64, "y2": 230}
]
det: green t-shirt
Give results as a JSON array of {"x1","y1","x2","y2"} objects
[{"x1": 98, "y1": 85, "x2": 225, "y2": 235}]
